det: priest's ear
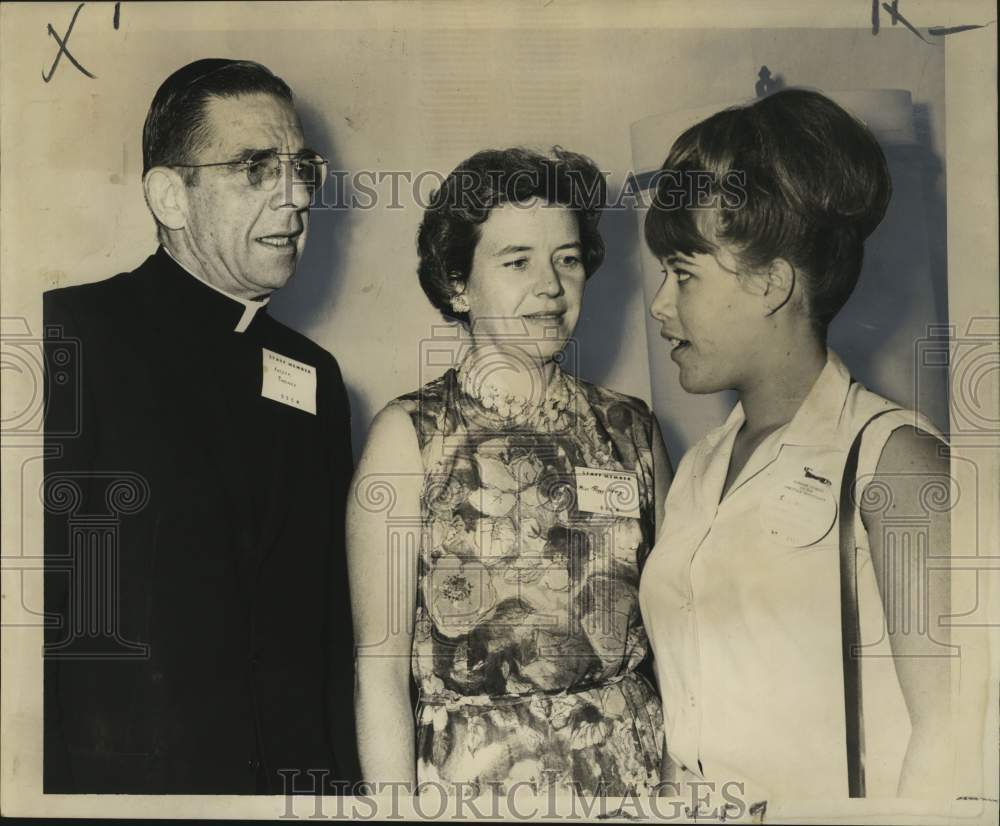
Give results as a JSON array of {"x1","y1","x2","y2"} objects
[{"x1": 143, "y1": 167, "x2": 189, "y2": 232}]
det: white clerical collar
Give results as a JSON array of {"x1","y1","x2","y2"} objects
[{"x1": 163, "y1": 247, "x2": 270, "y2": 333}]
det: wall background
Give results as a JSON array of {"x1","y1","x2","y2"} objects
[{"x1": 3, "y1": 11, "x2": 948, "y2": 462}]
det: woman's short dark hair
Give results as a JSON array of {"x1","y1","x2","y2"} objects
[
  {"x1": 644, "y1": 88, "x2": 891, "y2": 336},
  {"x1": 417, "y1": 147, "x2": 607, "y2": 322},
  {"x1": 142, "y1": 58, "x2": 293, "y2": 182}
]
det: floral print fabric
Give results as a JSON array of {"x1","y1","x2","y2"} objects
[{"x1": 392, "y1": 363, "x2": 663, "y2": 795}]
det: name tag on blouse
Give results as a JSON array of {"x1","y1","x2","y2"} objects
[
  {"x1": 261, "y1": 348, "x2": 316, "y2": 414},
  {"x1": 759, "y1": 466, "x2": 837, "y2": 546},
  {"x1": 574, "y1": 466, "x2": 640, "y2": 518}
]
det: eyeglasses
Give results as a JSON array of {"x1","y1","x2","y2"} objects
[{"x1": 170, "y1": 149, "x2": 329, "y2": 192}]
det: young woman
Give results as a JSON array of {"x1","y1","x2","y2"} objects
[
  {"x1": 638, "y1": 89, "x2": 952, "y2": 801},
  {"x1": 348, "y1": 147, "x2": 671, "y2": 795}
]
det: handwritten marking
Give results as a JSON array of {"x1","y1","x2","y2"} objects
[
  {"x1": 42, "y1": 3, "x2": 96, "y2": 83},
  {"x1": 871, "y1": 0, "x2": 931, "y2": 43},
  {"x1": 113, "y1": 2, "x2": 121, "y2": 30},
  {"x1": 882, "y1": 1, "x2": 931, "y2": 42},
  {"x1": 874, "y1": 0, "x2": 993, "y2": 39},
  {"x1": 928, "y1": 22, "x2": 995, "y2": 36}
]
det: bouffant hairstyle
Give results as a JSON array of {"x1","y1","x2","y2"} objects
[
  {"x1": 142, "y1": 58, "x2": 293, "y2": 182},
  {"x1": 644, "y1": 88, "x2": 891, "y2": 337},
  {"x1": 417, "y1": 147, "x2": 607, "y2": 323}
]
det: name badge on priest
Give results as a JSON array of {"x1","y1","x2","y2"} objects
[
  {"x1": 261, "y1": 348, "x2": 316, "y2": 415},
  {"x1": 759, "y1": 466, "x2": 837, "y2": 547},
  {"x1": 575, "y1": 466, "x2": 641, "y2": 518}
]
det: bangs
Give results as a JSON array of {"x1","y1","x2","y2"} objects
[
  {"x1": 642, "y1": 106, "x2": 745, "y2": 261},
  {"x1": 643, "y1": 198, "x2": 718, "y2": 261}
]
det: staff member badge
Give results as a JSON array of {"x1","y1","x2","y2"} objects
[
  {"x1": 574, "y1": 467, "x2": 641, "y2": 518},
  {"x1": 261, "y1": 348, "x2": 317, "y2": 414},
  {"x1": 759, "y1": 465, "x2": 837, "y2": 546}
]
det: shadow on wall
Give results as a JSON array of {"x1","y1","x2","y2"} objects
[
  {"x1": 267, "y1": 99, "x2": 372, "y2": 455},
  {"x1": 912, "y1": 102, "x2": 949, "y2": 326},
  {"x1": 830, "y1": 114, "x2": 950, "y2": 435},
  {"x1": 573, "y1": 204, "x2": 643, "y2": 390}
]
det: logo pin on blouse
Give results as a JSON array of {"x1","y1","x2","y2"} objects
[
  {"x1": 759, "y1": 465, "x2": 839, "y2": 547},
  {"x1": 803, "y1": 466, "x2": 832, "y2": 486}
]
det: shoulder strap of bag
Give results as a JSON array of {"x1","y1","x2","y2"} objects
[{"x1": 839, "y1": 405, "x2": 900, "y2": 798}]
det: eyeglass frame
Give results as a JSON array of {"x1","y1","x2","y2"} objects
[{"x1": 168, "y1": 148, "x2": 329, "y2": 191}]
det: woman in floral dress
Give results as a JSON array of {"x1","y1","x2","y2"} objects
[{"x1": 347, "y1": 147, "x2": 671, "y2": 795}]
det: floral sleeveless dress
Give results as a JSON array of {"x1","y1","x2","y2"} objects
[{"x1": 391, "y1": 362, "x2": 663, "y2": 795}]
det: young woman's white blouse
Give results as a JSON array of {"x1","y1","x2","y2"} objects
[{"x1": 639, "y1": 350, "x2": 943, "y2": 800}]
